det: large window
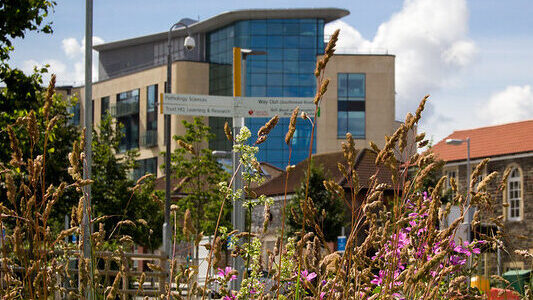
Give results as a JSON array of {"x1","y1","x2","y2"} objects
[
  {"x1": 444, "y1": 168, "x2": 458, "y2": 200},
  {"x1": 133, "y1": 157, "x2": 158, "y2": 181},
  {"x1": 337, "y1": 73, "x2": 365, "y2": 138},
  {"x1": 116, "y1": 89, "x2": 140, "y2": 152},
  {"x1": 507, "y1": 167, "x2": 522, "y2": 221}
]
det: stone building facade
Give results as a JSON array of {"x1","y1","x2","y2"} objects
[{"x1": 431, "y1": 120, "x2": 533, "y2": 275}]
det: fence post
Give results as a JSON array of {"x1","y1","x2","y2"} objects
[{"x1": 159, "y1": 255, "x2": 167, "y2": 296}]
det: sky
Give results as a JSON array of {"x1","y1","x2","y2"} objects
[{"x1": 9, "y1": 0, "x2": 533, "y2": 143}]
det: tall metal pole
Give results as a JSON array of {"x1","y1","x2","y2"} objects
[
  {"x1": 164, "y1": 22, "x2": 193, "y2": 258},
  {"x1": 83, "y1": 0, "x2": 94, "y2": 298},
  {"x1": 465, "y1": 138, "x2": 472, "y2": 267},
  {"x1": 231, "y1": 47, "x2": 245, "y2": 290}
]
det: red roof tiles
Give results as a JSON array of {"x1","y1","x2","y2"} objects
[{"x1": 431, "y1": 120, "x2": 533, "y2": 162}]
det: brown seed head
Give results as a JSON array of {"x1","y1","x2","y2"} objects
[
  {"x1": 258, "y1": 115, "x2": 279, "y2": 137},
  {"x1": 224, "y1": 121, "x2": 233, "y2": 141},
  {"x1": 285, "y1": 106, "x2": 299, "y2": 145}
]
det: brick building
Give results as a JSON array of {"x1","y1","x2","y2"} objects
[{"x1": 431, "y1": 120, "x2": 533, "y2": 275}]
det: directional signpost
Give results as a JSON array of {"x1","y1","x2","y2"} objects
[
  {"x1": 161, "y1": 92, "x2": 314, "y2": 288},
  {"x1": 161, "y1": 93, "x2": 315, "y2": 118}
]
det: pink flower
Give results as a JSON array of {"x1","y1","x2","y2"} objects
[
  {"x1": 320, "y1": 292, "x2": 326, "y2": 299},
  {"x1": 301, "y1": 270, "x2": 317, "y2": 281},
  {"x1": 217, "y1": 266, "x2": 237, "y2": 281}
]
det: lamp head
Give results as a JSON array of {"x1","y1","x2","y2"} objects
[
  {"x1": 446, "y1": 138, "x2": 464, "y2": 145},
  {"x1": 184, "y1": 35, "x2": 195, "y2": 50}
]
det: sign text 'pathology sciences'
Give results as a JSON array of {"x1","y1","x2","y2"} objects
[{"x1": 162, "y1": 93, "x2": 315, "y2": 118}]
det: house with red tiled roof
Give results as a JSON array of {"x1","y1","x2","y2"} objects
[
  {"x1": 431, "y1": 120, "x2": 533, "y2": 275},
  {"x1": 249, "y1": 148, "x2": 396, "y2": 256}
]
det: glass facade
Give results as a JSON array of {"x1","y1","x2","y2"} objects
[
  {"x1": 207, "y1": 18, "x2": 324, "y2": 167},
  {"x1": 117, "y1": 89, "x2": 140, "y2": 152},
  {"x1": 337, "y1": 73, "x2": 365, "y2": 138}
]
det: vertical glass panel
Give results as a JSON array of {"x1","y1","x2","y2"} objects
[
  {"x1": 267, "y1": 73, "x2": 282, "y2": 86},
  {"x1": 348, "y1": 111, "x2": 365, "y2": 138},
  {"x1": 250, "y1": 20, "x2": 267, "y2": 35},
  {"x1": 284, "y1": 61, "x2": 298, "y2": 73},
  {"x1": 299, "y1": 60, "x2": 316, "y2": 74},
  {"x1": 251, "y1": 35, "x2": 267, "y2": 48},
  {"x1": 338, "y1": 74, "x2": 348, "y2": 97},
  {"x1": 284, "y1": 48, "x2": 299, "y2": 61},
  {"x1": 300, "y1": 22, "x2": 317, "y2": 36},
  {"x1": 283, "y1": 23, "x2": 299, "y2": 35},
  {"x1": 299, "y1": 36, "x2": 315, "y2": 48},
  {"x1": 251, "y1": 86, "x2": 266, "y2": 96},
  {"x1": 337, "y1": 111, "x2": 348, "y2": 137},
  {"x1": 251, "y1": 73, "x2": 266, "y2": 85},
  {"x1": 101, "y1": 96, "x2": 109, "y2": 117},
  {"x1": 284, "y1": 35, "x2": 299, "y2": 48},
  {"x1": 267, "y1": 60, "x2": 283, "y2": 73},
  {"x1": 266, "y1": 86, "x2": 283, "y2": 97},
  {"x1": 267, "y1": 35, "x2": 283, "y2": 48},
  {"x1": 235, "y1": 21, "x2": 249, "y2": 36},
  {"x1": 267, "y1": 49, "x2": 283, "y2": 60},
  {"x1": 348, "y1": 73, "x2": 365, "y2": 98},
  {"x1": 299, "y1": 48, "x2": 316, "y2": 60},
  {"x1": 267, "y1": 22, "x2": 283, "y2": 34},
  {"x1": 283, "y1": 73, "x2": 299, "y2": 86}
]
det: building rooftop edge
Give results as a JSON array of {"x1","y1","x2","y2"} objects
[{"x1": 93, "y1": 8, "x2": 349, "y2": 52}]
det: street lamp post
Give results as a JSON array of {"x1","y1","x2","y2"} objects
[
  {"x1": 446, "y1": 137, "x2": 472, "y2": 269},
  {"x1": 164, "y1": 22, "x2": 195, "y2": 258},
  {"x1": 231, "y1": 48, "x2": 267, "y2": 289}
]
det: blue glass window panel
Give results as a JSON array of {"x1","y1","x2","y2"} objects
[
  {"x1": 250, "y1": 20, "x2": 267, "y2": 35},
  {"x1": 249, "y1": 60, "x2": 267, "y2": 73},
  {"x1": 348, "y1": 111, "x2": 365, "y2": 138},
  {"x1": 283, "y1": 73, "x2": 299, "y2": 86},
  {"x1": 251, "y1": 73, "x2": 266, "y2": 85},
  {"x1": 235, "y1": 21, "x2": 249, "y2": 36},
  {"x1": 299, "y1": 48, "x2": 316, "y2": 60},
  {"x1": 299, "y1": 61, "x2": 316, "y2": 74},
  {"x1": 283, "y1": 86, "x2": 298, "y2": 97},
  {"x1": 299, "y1": 73, "x2": 315, "y2": 85},
  {"x1": 348, "y1": 74, "x2": 365, "y2": 98},
  {"x1": 283, "y1": 23, "x2": 299, "y2": 35},
  {"x1": 251, "y1": 86, "x2": 266, "y2": 96},
  {"x1": 251, "y1": 35, "x2": 267, "y2": 48},
  {"x1": 246, "y1": 86, "x2": 251, "y2": 96},
  {"x1": 267, "y1": 87, "x2": 283, "y2": 97},
  {"x1": 298, "y1": 87, "x2": 315, "y2": 97},
  {"x1": 299, "y1": 36, "x2": 315, "y2": 48},
  {"x1": 227, "y1": 27, "x2": 235, "y2": 38},
  {"x1": 300, "y1": 23, "x2": 317, "y2": 36},
  {"x1": 267, "y1": 22, "x2": 283, "y2": 34},
  {"x1": 284, "y1": 35, "x2": 299, "y2": 48},
  {"x1": 300, "y1": 19, "x2": 316, "y2": 23},
  {"x1": 267, "y1": 49, "x2": 283, "y2": 60},
  {"x1": 338, "y1": 74, "x2": 348, "y2": 97},
  {"x1": 235, "y1": 36, "x2": 249, "y2": 48},
  {"x1": 338, "y1": 111, "x2": 348, "y2": 137},
  {"x1": 318, "y1": 20, "x2": 325, "y2": 53},
  {"x1": 267, "y1": 73, "x2": 282, "y2": 86},
  {"x1": 284, "y1": 48, "x2": 299, "y2": 61},
  {"x1": 267, "y1": 60, "x2": 283, "y2": 73},
  {"x1": 267, "y1": 35, "x2": 283, "y2": 48},
  {"x1": 284, "y1": 61, "x2": 298, "y2": 73}
]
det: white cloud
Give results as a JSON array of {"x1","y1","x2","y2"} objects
[
  {"x1": 479, "y1": 85, "x2": 533, "y2": 125},
  {"x1": 25, "y1": 36, "x2": 104, "y2": 85},
  {"x1": 325, "y1": 0, "x2": 477, "y2": 121}
]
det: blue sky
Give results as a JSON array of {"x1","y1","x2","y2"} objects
[{"x1": 9, "y1": 0, "x2": 533, "y2": 143}]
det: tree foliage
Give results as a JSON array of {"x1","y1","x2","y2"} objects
[
  {"x1": 288, "y1": 163, "x2": 345, "y2": 242},
  {"x1": 170, "y1": 117, "x2": 231, "y2": 240},
  {"x1": 91, "y1": 114, "x2": 163, "y2": 250}
]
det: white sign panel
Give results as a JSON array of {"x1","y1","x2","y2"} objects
[
  {"x1": 162, "y1": 93, "x2": 315, "y2": 118},
  {"x1": 234, "y1": 97, "x2": 315, "y2": 118},
  {"x1": 162, "y1": 93, "x2": 234, "y2": 117}
]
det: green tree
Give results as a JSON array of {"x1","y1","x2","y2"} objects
[
  {"x1": 288, "y1": 163, "x2": 345, "y2": 242},
  {"x1": 170, "y1": 117, "x2": 231, "y2": 242},
  {"x1": 91, "y1": 114, "x2": 163, "y2": 250}
]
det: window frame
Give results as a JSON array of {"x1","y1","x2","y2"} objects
[
  {"x1": 505, "y1": 165, "x2": 523, "y2": 222},
  {"x1": 337, "y1": 73, "x2": 366, "y2": 139}
]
